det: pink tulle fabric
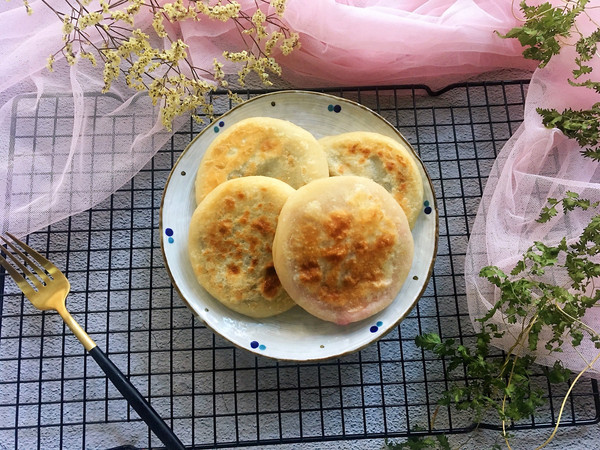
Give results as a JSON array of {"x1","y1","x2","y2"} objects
[
  {"x1": 183, "y1": 0, "x2": 537, "y2": 88},
  {"x1": 271, "y1": 0, "x2": 537, "y2": 87},
  {"x1": 465, "y1": 8, "x2": 600, "y2": 377},
  {"x1": 0, "y1": 0, "x2": 535, "y2": 237}
]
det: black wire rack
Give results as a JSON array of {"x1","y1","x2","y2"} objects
[{"x1": 1, "y1": 81, "x2": 599, "y2": 449}]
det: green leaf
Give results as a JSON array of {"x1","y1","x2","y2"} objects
[
  {"x1": 537, "y1": 104, "x2": 600, "y2": 155},
  {"x1": 544, "y1": 361, "x2": 572, "y2": 383}
]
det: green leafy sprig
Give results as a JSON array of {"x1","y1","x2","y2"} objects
[
  {"x1": 499, "y1": 0, "x2": 589, "y2": 68},
  {"x1": 536, "y1": 103, "x2": 600, "y2": 160},
  {"x1": 411, "y1": 192, "x2": 600, "y2": 448},
  {"x1": 500, "y1": 1, "x2": 600, "y2": 160}
]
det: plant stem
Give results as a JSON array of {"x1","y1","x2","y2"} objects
[{"x1": 536, "y1": 347, "x2": 600, "y2": 449}]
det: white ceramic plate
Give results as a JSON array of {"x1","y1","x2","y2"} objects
[{"x1": 160, "y1": 90, "x2": 438, "y2": 361}]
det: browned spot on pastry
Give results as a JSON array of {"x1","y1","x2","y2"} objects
[
  {"x1": 251, "y1": 216, "x2": 273, "y2": 235},
  {"x1": 299, "y1": 261, "x2": 322, "y2": 283},
  {"x1": 343, "y1": 273, "x2": 358, "y2": 286},
  {"x1": 217, "y1": 219, "x2": 232, "y2": 235},
  {"x1": 228, "y1": 264, "x2": 240, "y2": 275},
  {"x1": 376, "y1": 233, "x2": 396, "y2": 249},
  {"x1": 261, "y1": 264, "x2": 281, "y2": 299},
  {"x1": 354, "y1": 240, "x2": 368, "y2": 252},
  {"x1": 325, "y1": 210, "x2": 351, "y2": 240},
  {"x1": 224, "y1": 196, "x2": 236, "y2": 210},
  {"x1": 238, "y1": 210, "x2": 250, "y2": 225},
  {"x1": 348, "y1": 143, "x2": 371, "y2": 157},
  {"x1": 260, "y1": 138, "x2": 278, "y2": 153},
  {"x1": 324, "y1": 244, "x2": 347, "y2": 261},
  {"x1": 245, "y1": 235, "x2": 260, "y2": 253}
]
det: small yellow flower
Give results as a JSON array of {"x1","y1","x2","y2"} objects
[
  {"x1": 206, "y1": 2, "x2": 240, "y2": 21},
  {"x1": 270, "y1": 0, "x2": 286, "y2": 16},
  {"x1": 23, "y1": 0, "x2": 33, "y2": 15},
  {"x1": 223, "y1": 50, "x2": 249, "y2": 62},
  {"x1": 265, "y1": 31, "x2": 283, "y2": 55},
  {"x1": 64, "y1": 42, "x2": 76, "y2": 65},
  {"x1": 46, "y1": 54, "x2": 55, "y2": 72},
  {"x1": 110, "y1": 10, "x2": 134, "y2": 26},
  {"x1": 251, "y1": 9, "x2": 266, "y2": 27},
  {"x1": 80, "y1": 51, "x2": 97, "y2": 66},
  {"x1": 102, "y1": 49, "x2": 122, "y2": 93},
  {"x1": 152, "y1": 12, "x2": 168, "y2": 37},
  {"x1": 79, "y1": 12, "x2": 103, "y2": 30},
  {"x1": 62, "y1": 15, "x2": 74, "y2": 36},
  {"x1": 213, "y1": 58, "x2": 225, "y2": 81},
  {"x1": 280, "y1": 33, "x2": 300, "y2": 55}
]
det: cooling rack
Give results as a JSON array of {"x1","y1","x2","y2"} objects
[{"x1": 1, "y1": 81, "x2": 599, "y2": 449}]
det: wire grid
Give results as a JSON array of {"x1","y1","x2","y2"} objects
[{"x1": 1, "y1": 82, "x2": 599, "y2": 449}]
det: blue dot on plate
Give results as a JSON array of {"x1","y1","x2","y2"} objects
[
  {"x1": 333, "y1": 105, "x2": 341, "y2": 113},
  {"x1": 250, "y1": 341, "x2": 259, "y2": 349},
  {"x1": 168, "y1": 237, "x2": 174, "y2": 244},
  {"x1": 424, "y1": 200, "x2": 430, "y2": 207},
  {"x1": 219, "y1": 121, "x2": 225, "y2": 127},
  {"x1": 328, "y1": 104, "x2": 334, "y2": 111},
  {"x1": 370, "y1": 325, "x2": 379, "y2": 333},
  {"x1": 165, "y1": 228, "x2": 173, "y2": 236},
  {"x1": 377, "y1": 321, "x2": 383, "y2": 327},
  {"x1": 259, "y1": 344, "x2": 266, "y2": 351},
  {"x1": 424, "y1": 206, "x2": 432, "y2": 215},
  {"x1": 213, "y1": 126, "x2": 220, "y2": 133}
]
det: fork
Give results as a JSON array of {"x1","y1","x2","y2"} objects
[{"x1": 0, "y1": 233, "x2": 185, "y2": 450}]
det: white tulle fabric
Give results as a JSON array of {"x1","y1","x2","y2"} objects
[
  {"x1": 0, "y1": 0, "x2": 534, "y2": 237},
  {"x1": 465, "y1": 22, "x2": 600, "y2": 377}
]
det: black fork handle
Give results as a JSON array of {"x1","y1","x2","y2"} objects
[{"x1": 89, "y1": 346, "x2": 186, "y2": 450}]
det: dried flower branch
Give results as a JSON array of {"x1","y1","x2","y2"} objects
[{"x1": 29, "y1": 0, "x2": 300, "y2": 130}]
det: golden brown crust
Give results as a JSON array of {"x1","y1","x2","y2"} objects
[
  {"x1": 188, "y1": 176, "x2": 297, "y2": 318},
  {"x1": 273, "y1": 176, "x2": 414, "y2": 325},
  {"x1": 195, "y1": 117, "x2": 329, "y2": 204},
  {"x1": 319, "y1": 131, "x2": 424, "y2": 228}
]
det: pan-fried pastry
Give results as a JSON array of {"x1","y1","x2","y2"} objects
[
  {"x1": 188, "y1": 176, "x2": 296, "y2": 318},
  {"x1": 272, "y1": 176, "x2": 414, "y2": 325},
  {"x1": 195, "y1": 117, "x2": 329, "y2": 204},
  {"x1": 319, "y1": 131, "x2": 424, "y2": 228}
]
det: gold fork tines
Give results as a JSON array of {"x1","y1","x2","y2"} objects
[
  {"x1": 3, "y1": 234, "x2": 53, "y2": 278},
  {"x1": 0, "y1": 232, "x2": 95, "y2": 351},
  {"x1": 0, "y1": 236, "x2": 40, "y2": 297}
]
